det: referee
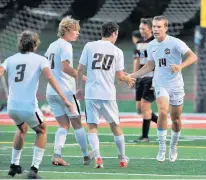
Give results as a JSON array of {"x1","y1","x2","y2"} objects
[{"x1": 133, "y1": 18, "x2": 158, "y2": 142}]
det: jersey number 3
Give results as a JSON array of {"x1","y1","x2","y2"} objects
[
  {"x1": 92, "y1": 53, "x2": 114, "y2": 70},
  {"x1": 15, "y1": 64, "x2": 26, "y2": 82}
]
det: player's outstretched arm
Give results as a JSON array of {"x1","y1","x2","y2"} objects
[
  {"x1": 133, "y1": 58, "x2": 140, "y2": 73},
  {"x1": 62, "y1": 61, "x2": 86, "y2": 81},
  {"x1": 131, "y1": 61, "x2": 155, "y2": 78},
  {"x1": 170, "y1": 50, "x2": 197, "y2": 73},
  {"x1": 42, "y1": 67, "x2": 76, "y2": 113},
  {"x1": 76, "y1": 64, "x2": 85, "y2": 99},
  {"x1": 0, "y1": 66, "x2": 6, "y2": 77}
]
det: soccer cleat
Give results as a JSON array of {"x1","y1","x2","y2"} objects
[
  {"x1": 94, "y1": 157, "x2": 103, "y2": 168},
  {"x1": 83, "y1": 156, "x2": 91, "y2": 165},
  {"x1": 8, "y1": 164, "x2": 23, "y2": 177},
  {"x1": 118, "y1": 155, "x2": 129, "y2": 168},
  {"x1": 133, "y1": 136, "x2": 149, "y2": 143},
  {"x1": 156, "y1": 150, "x2": 166, "y2": 163},
  {"x1": 26, "y1": 166, "x2": 41, "y2": 179},
  {"x1": 169, "y1": 147, "x2": 178, "y2": 162},
  {"x1": 52, "y1": 154, "x2": 69, "y2": 166}
]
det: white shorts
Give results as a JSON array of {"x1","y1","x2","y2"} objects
[
  {"x1": 47, "y1": 94, "x2": 81, "y2": 117},
  {"x1": 154, "y1": 87, "x2": 185, "y2": 106},
  {"x1": 85, "y1": 99, "x2": 120, "y2": 125},
  {"x1": 8, "y1": 108, "x2": 44, "y2": 128}
]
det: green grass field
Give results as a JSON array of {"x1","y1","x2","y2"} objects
[{"x1": 0, "y1": 125, "x2": 206, "y2": 179}]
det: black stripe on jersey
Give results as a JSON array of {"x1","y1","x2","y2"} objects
[
  {"x1": 35, "y1": 112, "x2": 43, "y2": 124},
  {"x1": 73, "y1": 95, "x2": 81, "y2": 115},
  {"x1": 84, "y1": 105, "x2": 87, "y2": 123}
]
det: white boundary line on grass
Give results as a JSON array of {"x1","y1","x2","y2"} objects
[
  {"x1": 0, "y1": 131, "x2": 206, "y2": 138},
  {"x1": 0, "y1": 153, "x2": 206, "y2": 161},
  {"x1": 0, "y1": 169, "x2": 206, "y2": 178}
]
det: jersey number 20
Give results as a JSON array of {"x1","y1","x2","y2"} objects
[{"x1": 92, "y1": 53, "x2": 114, "y2": 70}]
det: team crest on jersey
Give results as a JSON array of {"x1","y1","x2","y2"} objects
[{"x1": 164, "y1": 48, "x2": 170, "y2": 54}]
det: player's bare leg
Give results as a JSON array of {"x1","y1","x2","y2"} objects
[
  {"x1": 169, "y1": 105, "x2": 183, "y2": 162},
  {"x1": 52, "y1": 114, "x2": 70, "y2": 166},
  {"x1": 8, "y1": 123, "x2": 28, "y2": 177},
  {"x1": 70, "y1": 116, "x2": 90, "y2": 165},
  {"x1": 156, "y1": 97, "x2": 169, "y2": 162},
  {"x1": 110, "y1": 122, "x2": 128, "y2": 168},
  {"x1": 87, "y1": 123, "x2": 103, "y2": 168},
  {"x1": 26, "y1": 122, "x2": 47, "y2": 179}
]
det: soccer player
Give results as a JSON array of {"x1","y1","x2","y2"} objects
[
  {"x1": 45, "y1": 16, "x2": 90, "y2": 166},
  {"x1": 133, "y1": 18, "x2": 158, "y2": 143},
  {"x1": 0, "y1": 30, "x2": 75, "y2": 178},
  {"x1": 131, "y1": 16, "x2": 197, "y2": 162},
  {"x1": 76, "y1": 21, "x2": 135, "y2": 168}
]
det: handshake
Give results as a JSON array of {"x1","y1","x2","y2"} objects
[{"x1": 117, "y1": 72, "x2": 136, "y2": 89}]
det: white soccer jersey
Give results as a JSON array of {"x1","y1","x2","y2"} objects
[
  {"x1": 147, "y1": 35, "x2": 190, "y2": 90},
  {"x1": 79, "y1": 40, "x2": 124, "y2": 100},
  {"x1": 45, "y1": 38, "x2": 76, "y2": 95},
  {"x1": 1, "y1": 52, "x2": 49, "y2": 111}
]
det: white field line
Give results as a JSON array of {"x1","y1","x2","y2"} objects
[
  {"x1": 0, "y1": 131, "x2": 206, "y2": 139},
  {"x1": 0, "y1": 169, "x2": 206, "y2": 178},
  {"x1": 0, "y1": 153, "x2": 205, "y2": 161}
]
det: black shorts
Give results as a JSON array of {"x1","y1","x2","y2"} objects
[{"x1": 135, "y1": 77, "x2": 155, "y2": 102}]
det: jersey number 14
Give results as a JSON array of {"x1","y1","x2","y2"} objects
[{"x1": 159, "y1": 58, "x2": 167, "y2": 67}]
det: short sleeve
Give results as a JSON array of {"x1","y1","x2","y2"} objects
[
  {"x1": 116, "y1": 49, "x2": 124, "y2": 71},
  {"x1": 60, "y1": 44, "x2": 72, "y2": 62},
  {"x1": 1, "y1": 59, "x2": 8, "y2": 72},
  {"x1": 79, "y1": 44, "x2": 88, "y2": 66},
  {"x1": 175, "y1": 38, "x2": 190, "y2": 55},
  {"x1": 40, "y1": 57, "x2": 50, "y2": 70},
  {"x1": 147, "y1": 43, "x2": 154, "y2": 61}
]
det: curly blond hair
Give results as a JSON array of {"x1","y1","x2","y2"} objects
[{"x1": 57, "y1": 16, "x2": 80, "y2": 37}]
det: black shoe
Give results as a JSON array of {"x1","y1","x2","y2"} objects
[
  {"x1": 133, "y1": 136, "x2": 149, "y2": 143},
  {"x1": 8, "y1": 164, "x2": 23, "y2": 177},
  {"x1": 26, "y1": 166, "x2": 41, "y2": 179}
]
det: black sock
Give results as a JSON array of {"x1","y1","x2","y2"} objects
[
  {"x1": 142, "y1": 119, "x2": 151, "y2": 138},
  {"x1": 151, "y1": 112, "x2": 158, "y2": 123}
]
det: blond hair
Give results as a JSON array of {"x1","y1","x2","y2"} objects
[
  {"x1": 153, "y1": 15, "x2": 169, "y2": 27},
  {"x1": 18, "y1": 30, "x2": 40, "y2": 53},
  {"x1": 57, "y1": 16, "x2": 80, "y2": 37}
]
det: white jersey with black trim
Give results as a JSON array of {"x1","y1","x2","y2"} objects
[
  {"x1": 79, "y1": 40, "x2": 124, "y2": 100},
  {"x1": 0, "y1": 52, "x2": 49, "y2": 111},
  {"x1": 45, "y1": 38, "x2": 76, "y2": 96},
  {"x1": 147, "y1": 35, "x2": 190, "y2": 90}
]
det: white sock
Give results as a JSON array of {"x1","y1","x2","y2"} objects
[
  {"x1": 114, "y1": 135, "x2": 125, "y2": 158},
  {"x1": 157, "y1": 129, "x2": 167, "y2": 152},
  {"x1": 74, "y1": 128, "x2": 89, "y2": 157},
  {"x1": 32, "y1": 146, "x2": 45, "y2": 169},
  {"x1": 54, "y1": 127, "x2": 68, "y2": 155},
  {"x1": 88, "y1": 133, "x2": 100, "y2": 159},
  {"x1": 170, "y1": 130, "x2": 181, "y2": 148},
  {"x1": 11, "y1": 148, "x2": 22, "y2": 165}
]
